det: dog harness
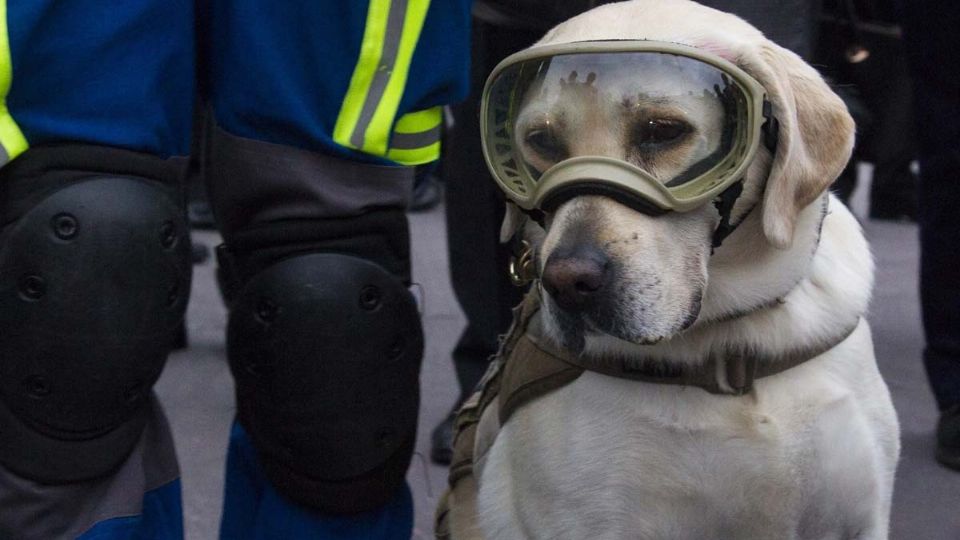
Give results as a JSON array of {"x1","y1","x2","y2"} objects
[{"x1": 434, "y1": 287, "x2": 860, "y2": 538}]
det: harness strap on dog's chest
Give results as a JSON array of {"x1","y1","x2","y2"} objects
[
  {"x1": 444, "y1": 291, "x2": 544, "y2": 488},
  {"x1": 438, "y1": 290, "x2": 585, "y2": 540},
  {"x1": 498, "y1": 335, "x2": 585, "y2": 425}
]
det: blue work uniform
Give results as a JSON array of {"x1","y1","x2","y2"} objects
[{"x1": 0, "y1": 0, "x2": 470, "y2": 538}]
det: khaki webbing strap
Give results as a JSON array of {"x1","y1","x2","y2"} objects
[
  {"x1": 434, "y1": 490, "x2": 452, "y2": 539},
  {"x1": 447, "y1": 422, "x2": 477, "y2": 487},
  {"x1": 526, "y1": 315, "x2": 862, "y2": 395},
  {"x1": 444, "y1": 290, "x2": 542, "y2": 486},
  {"x1": 437, "y1": 289, "x2": 545, "y2": 539},
  {"x1": 498, "y1": 335, "x2": 584, "y2": 425},
  {"x1": 0, "y1": 0, "x2": 28, "y2": 166}
]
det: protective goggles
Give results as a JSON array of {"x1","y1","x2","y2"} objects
[{"x1": 481, "y1": 40, "x2": 773, "y2": 215}]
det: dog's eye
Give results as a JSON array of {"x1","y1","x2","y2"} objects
[
  {"x1": 635, "y1": 119, "x2": 690, "y2": 148},
  {"x1": 524, "y1": 128, "x2": 568, "y2": 163}
]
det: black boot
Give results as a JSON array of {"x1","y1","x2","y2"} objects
[
  {"x1": 430, "y1": 408, "x2": 457, "y2": 465},
  {"x1": 937, "y1": 404, "x2": 960, "y2": 471}
]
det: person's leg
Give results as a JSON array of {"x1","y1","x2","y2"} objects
[
  {"x1": 206, "y1": 1, "x2": 470, "y2": 535},
  {"x1": 0, "y1": 2, "x2": 194, "y2": 537},
  {"x1": 0, "y1": 399, "x2": 183, "y2": 540},
  {"x1": 430, "y1": 18, "x2": 538, "y2": 464},
  {"x1": 842, "y1": 31, "x2": 919, "y2": 221},
  {"x1": 220, "y1": 422, "x2": 414, "y2": 540},
  {"x1": 896, "y1": 0, "x2": 960, "y2": 469},
  {"x1": 865, "y1": 74, "x2": 917, "y2": 221},
  {"x1": 443, "y1": 19, "x2": 536, "y2": 401}
]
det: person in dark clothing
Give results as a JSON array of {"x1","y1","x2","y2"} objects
[
  {"x1": 894, "y1": 0, "x2": 960, "y2": 471},
  {"x1": 820, "y1": 0, "x2": 919, "y2": 220},
  {"x1": 432, "y1": 10, "x2": 544, "y2": 464}
]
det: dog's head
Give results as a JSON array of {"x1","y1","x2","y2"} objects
[{"x1": 500, "y1": 0, "x2": 855, "y2": 352}]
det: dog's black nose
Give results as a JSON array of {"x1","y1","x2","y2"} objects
[{"x1": 542, "y1": 247, "x2": 609, "y2": 311}]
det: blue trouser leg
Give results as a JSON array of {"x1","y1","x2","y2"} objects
[
  {"x1": 0, "y1": 399, "x2": 184, "y2": 540},
  {"x1": 897, "y1": 0, "x2": 960, "y2": 411},
  {"x1": 75, "y1": 403, "x2": 185, "y2": 540},
  {"x1": 77, "y1": 481, "x2": 184, "y2": 540},
  {"x1": 220, "y1": 422, "x2": 414, "y2": 540}
]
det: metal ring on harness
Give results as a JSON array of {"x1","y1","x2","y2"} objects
[{"x1": 508, "y1": 240, "x2": 536, "y2": 287}]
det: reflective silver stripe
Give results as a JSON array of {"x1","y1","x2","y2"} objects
[
  {"x1": 0, "y1": 143, "x2": 8, "y2": 166},
  {"x1": 349, "y1": 0, "x2": 409, "y2": 149},
  {"x1": 390, "y1": 124, "x2": 441, "y2": 150}
]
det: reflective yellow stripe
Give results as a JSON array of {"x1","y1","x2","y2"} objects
[
  {"x1": 393, "y1": 106, "x2": 441, "y2": 134},
  {"x1": 0, "y1": 0, "x2": 27, "y2": 164},
  {"x1": 387, "y1": 106, "x2": 442, "y2": 165},
  {"x1": 366, "y1": 0, "x2": 430, "y2": 155},
  {"x1": 386, "y1": 141, "x2": 440, "y2": 165},
  {"x1": 333, "y1": 0, "x2": 391, "y2": 152},
  {"x1": 333, "y1": 0, "x2": 431, "y2": 157}
]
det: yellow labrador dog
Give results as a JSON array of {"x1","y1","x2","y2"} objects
[{"x1": 440, "y1": 1, "x2": 900, "y2": 539}]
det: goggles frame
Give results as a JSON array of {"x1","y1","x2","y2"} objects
[{"x1": 481, "y1": 40, "x2": 770, "y2": 213}]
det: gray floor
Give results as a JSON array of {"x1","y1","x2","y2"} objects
[{"x1": 158, "y1": 195, "x2": 960, "y2": 539}]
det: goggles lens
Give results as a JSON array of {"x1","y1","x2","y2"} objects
[{"x1": 483, "y1": 48, "x2": 759, "y2": 210}]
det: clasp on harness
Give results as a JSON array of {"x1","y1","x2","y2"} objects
[
  {"x1": 508, "y1": 240, "x2": 536, "y2": 287},
  {"x1": 724, "y1": 352, "x2": 758, "y2": 395}
]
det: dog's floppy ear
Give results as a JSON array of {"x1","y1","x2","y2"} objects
[
  {"x1": 739, "y1": 43, "x2": 855, "y2": 248},
  {"x1": 500, "y1": 203, "x2": 526, "y2": 243}
]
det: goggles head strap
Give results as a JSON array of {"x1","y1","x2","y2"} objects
[
  {"x1": 710, "y1": 99, "x2": 780, "y2": 250},
  {"x1": 711, "y1": 179, "x2": 746, "y2": 250},
  {"x1": 761, "y1": 99, "x2": 780, "y2": 155},
  {"x1": 540, "y1": 182, "x2": 670, "y2": 218}
]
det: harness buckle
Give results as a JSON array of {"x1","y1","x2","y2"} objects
[{"x1": 724, "y1": 352, "x2": 758, "y2": 395}]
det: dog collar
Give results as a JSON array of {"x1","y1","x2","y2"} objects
[{"x1": 518, "y1": 289, "x2": 860, "y2": 397}]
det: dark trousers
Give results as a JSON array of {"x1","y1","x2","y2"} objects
[
  {"x1": 897, "y1": 0, "x2": 960, "y2": 410},
  {"x1": 821, "y1": 18, "x2": 918, "y2": 211},
  {"x1": 441, "y1": 20, "x2": 539, "y2": 403}
]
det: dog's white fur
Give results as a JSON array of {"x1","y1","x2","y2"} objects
[
  {"x1": 449, "y1": 1, "x2": 900, "y2": 539},
  {"x1": 474, "y1": 199, "x2": 898, "y2": 539}
]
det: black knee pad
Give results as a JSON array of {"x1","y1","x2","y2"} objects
[
  {"x1": 0, "y1": 146, "x2": 190, "y2": 483},
  {"x1": 227, "y1": 230, "x2": 423, "y2": 514}
]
